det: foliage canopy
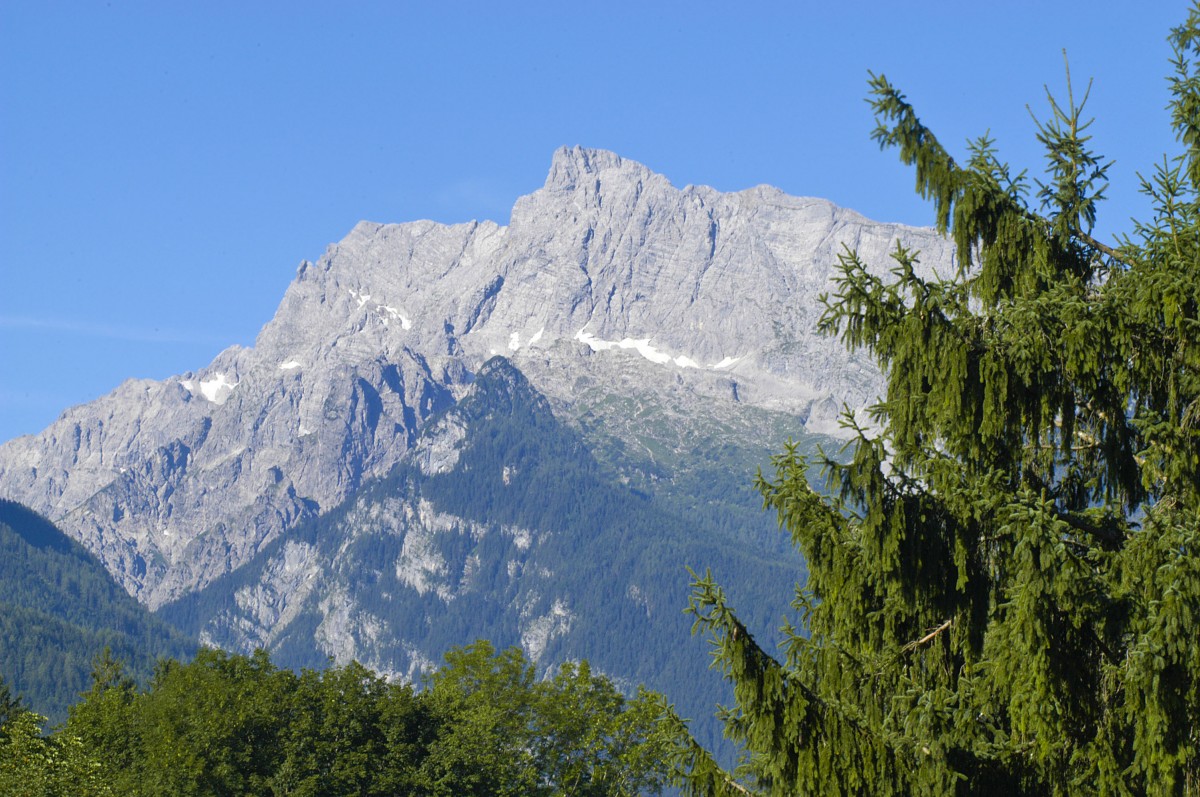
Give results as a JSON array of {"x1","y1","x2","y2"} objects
[
  {"x1": 661, "y1": 7, "x2": 1200, "y2": 795},
  {"x1": 0, "y1": 642, "x2": 668, "y2": 797}
]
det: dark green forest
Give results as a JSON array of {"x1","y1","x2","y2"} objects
[{"x1": 0, "y1": 500, "x2": 195, "y2": 723}]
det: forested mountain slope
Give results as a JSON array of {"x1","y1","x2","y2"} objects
[
  {"x1": 158, "y1": 357, "x2": 810, "y2": 756},
  {"x1": 0, "y1": 500, "x2": 195, "y2": 722}
]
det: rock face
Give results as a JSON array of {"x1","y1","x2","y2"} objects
[{"x1": 0, "y1": 147, "x2": 953, "y2": 615}]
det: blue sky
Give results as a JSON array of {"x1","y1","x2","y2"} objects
[{"x1": 0, "y1": 2, "x2": 1185, "y2": 443}]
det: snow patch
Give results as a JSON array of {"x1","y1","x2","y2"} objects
[
  {"x1": 180, "y1": 373, "x2": 239, "y2": 404},
  {"x1": 348, "y1": 291, "x2": 412, "y2": 330},
  {"x1": 575, "y1": 328, "x2": 671, "y2": 364},
  {"x1": 508, "y1": 327, "x2": 545, "y2": 352},
  {"x1": 348, "y1": 289, "x2": 414, "y2": 330},
  {"x1": 280, "y1": 360, "x2": 302, "y2": 370},
  {"x1": 574, "y1": 327, "x2": 722, "y2": 371},
  {"x1": 380, "y1": 305, "x2": 412, "y2": 330},
  {"x1": 199, "y1": 374, "x2": 238, "y2": 402},
  {"x1": 712, "y1": 356, "x2": 742, "y2": 369}
]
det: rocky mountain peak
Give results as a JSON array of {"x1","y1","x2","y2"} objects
[
  {"x1": 544, "y1": 145, "x2": 642, "y2": 191},
  {"x1": 0, "y1": 147, "x2": 956, "y2": 606}
]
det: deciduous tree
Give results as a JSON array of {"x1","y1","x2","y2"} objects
[
  {"x1": 423, "y1": 641, "x2": 669, "y2": 796},
  {"x1": 0, "y1": 711, "x2": 112, "y2": 797}
]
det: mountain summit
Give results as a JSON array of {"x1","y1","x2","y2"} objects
[{"x1": 0, "y1": 148, "x2": 952, "y2": 613}]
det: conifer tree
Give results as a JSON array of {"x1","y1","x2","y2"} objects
[
  {"x1": 0, "y1": 675, "x2": 21, "y2": 730},
  {"x1": 661, "y1": 7, "x2": 1200, "y2": 795}
]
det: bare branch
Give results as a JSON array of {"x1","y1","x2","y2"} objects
[
  {"x1": 1078, "y1": 230, "x2": 1133, "y2": 267},
  {"x1": 901, "y1": 619, "x2": 952, "y2": 654}
]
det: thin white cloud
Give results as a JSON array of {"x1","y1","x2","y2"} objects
[{"x1": 0, "y1": 314, "x2": 226, "y2": 345}]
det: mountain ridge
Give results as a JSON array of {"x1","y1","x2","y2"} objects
[{"x1": 0, "y1": 145, "x2": 952, "y2": 611}]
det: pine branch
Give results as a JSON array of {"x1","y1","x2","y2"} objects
[{"x1": 650, "y1": 694, "x2": 760, "y2": 797}]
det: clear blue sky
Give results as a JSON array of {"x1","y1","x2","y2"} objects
[{"x1": 0, "y1": 2, "x2": 1185, "y2": 443}]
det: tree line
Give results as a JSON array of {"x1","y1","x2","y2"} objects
[{"x1": 0, "y1": 641, "x2": 671, "y2": 797}]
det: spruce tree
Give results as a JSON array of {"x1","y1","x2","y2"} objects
[{"x1": 660, "y1": 7, "x2": 1200, "y2": 795}]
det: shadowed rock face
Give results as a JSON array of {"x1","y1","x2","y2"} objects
[{"x1": 0, "y1": 147, "x2": 953, "y2": 609}]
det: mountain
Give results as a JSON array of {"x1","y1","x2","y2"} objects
[
  {"x1": 0, "y1": 147, "x2": 954, "y2": 745},
  {"x1": 155, "y1": 357, "x2": 812, "y2": 754},
  {"x1": 0, "y1": 499, "x2": 195, "y2": 723}
]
